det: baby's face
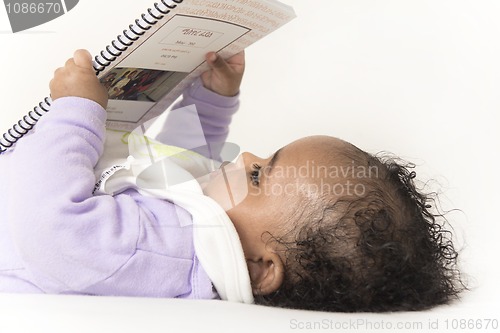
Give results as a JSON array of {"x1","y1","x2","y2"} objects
[{"x1": 202, "y1": 135, "x2": 348, "y2": 258}]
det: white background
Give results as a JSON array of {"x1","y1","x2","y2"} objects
[{"x1": 1, "y1": 1, "x2": 499, "y2": 332}]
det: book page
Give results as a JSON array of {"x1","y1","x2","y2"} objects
[
  {"x1": 99, "y1": 0, "x2": 296, "y2": 131},
  {"x1": 103, "y1": 15, "x2": 249, "y2": 123}
]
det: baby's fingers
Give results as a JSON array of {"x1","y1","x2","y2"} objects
[{"x1": 226, "y1": 51, "x2": 245, "y2": 68}]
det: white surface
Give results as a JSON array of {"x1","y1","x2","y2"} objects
[
  {"x1": 1, "y1": 1, "x2": 499, "y2": 332},
  {"x1": 0, "y1": 293, "x2": 498, "y2": 333}
]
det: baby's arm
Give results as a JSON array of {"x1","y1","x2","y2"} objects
[
  {"x1": 9, "y1": 51, "x2": 206, "y2": 297},
  {"x1": 155, "y1": 52, "x2": 245, "y2": 157}
]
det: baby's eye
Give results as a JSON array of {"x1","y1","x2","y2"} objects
[{"x1": 250, "y1": 163, "x2": 262, "y2": 186}]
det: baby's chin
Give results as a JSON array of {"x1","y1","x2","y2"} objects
[{"x1": 197, "y1": 173, "x2": 212, "y2": 194}]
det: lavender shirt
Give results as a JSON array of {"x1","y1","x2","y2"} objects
[{"x1": 0, "y1": 78, "x2": 239, "y2": 298}]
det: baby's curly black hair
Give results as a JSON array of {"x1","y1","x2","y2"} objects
[{"x1": 254, "y1": 146, "x2": 465, "y2": 312}]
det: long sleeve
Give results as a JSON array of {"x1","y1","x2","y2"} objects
[
  {"x1": 155, "y1": 78, "x2": 239, "y2": 160},
  {"x1": 7, "y1": 97, "x2": 213, "y2": 298}
]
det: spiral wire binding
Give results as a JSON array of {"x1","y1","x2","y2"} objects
[{"x1": 0, "y1": 0, "x2": 183, "y2": 155}]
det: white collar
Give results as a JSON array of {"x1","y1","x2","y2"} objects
[{"x1": 95, "y1": 130, "x2": 254, "y2": 303}]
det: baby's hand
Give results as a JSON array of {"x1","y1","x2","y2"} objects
[
  {"x1": 201, "y1": 51, "x2": 245, "y2": 97},
  {"x1": 49, "y1": 49, "x2": 108, "y2": 109}
]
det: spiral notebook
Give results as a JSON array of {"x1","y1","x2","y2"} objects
[{"x1": 0, "y1": 0, "x2": 295, "y2": 154}]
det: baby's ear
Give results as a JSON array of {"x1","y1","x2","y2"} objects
[{"x1": 247, "y1": 253, "x2": 284, "y2": 295}]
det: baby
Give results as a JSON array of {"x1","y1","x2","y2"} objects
[{"x1": 0, "y1": 49, "x2": 463, "y2": 312}]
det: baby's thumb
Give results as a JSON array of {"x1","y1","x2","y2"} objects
[
  {"x1": 207, "y1": 52, "x2": 229, "y2": 72},
  {"x1": 73, "y1": 49, "x2": 94, "y2": 70}
]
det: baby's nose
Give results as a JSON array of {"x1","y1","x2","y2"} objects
[{"x1": 241, "y1": 152, "x2": 261, "y2": 164}]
